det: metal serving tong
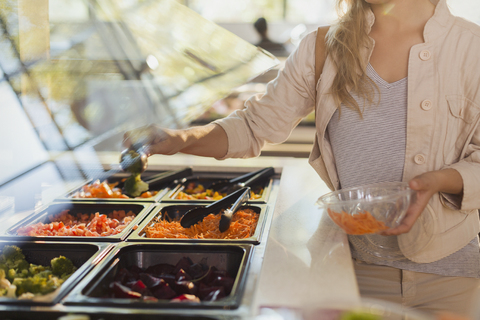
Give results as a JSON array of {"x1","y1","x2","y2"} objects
[
  {"x1": 119, "y1": 143, "x2": 148, "y2": 174},
  {"x1": 209, "y1": 167, "x2": 275, "y2": 194},
  {"x1": 218, "y1": 187, "x2": 251, "y2": 232},
  {"x1": 180, "y1": 187, "x2": 251, "y2": 230}
]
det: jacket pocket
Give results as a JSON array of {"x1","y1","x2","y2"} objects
[
  {"x1": 443, "y1": 95, "x2": 480, "y2": 164},
  {"x1": 398, "y1": 203, "x2": 437, "y2": 258}
]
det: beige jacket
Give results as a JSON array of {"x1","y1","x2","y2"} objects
[{"x1": 215, "y1": 0, "x2": 480, "y2": 263}]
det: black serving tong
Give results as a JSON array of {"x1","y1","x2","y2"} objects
[
  {"x1": 180, "y1": 187, "x2": 251, "y2": 229},
  {"x1": 143, "y1": 167, "x2": 193, "y2": 185},
  {"x1": 210, "y1": 167, "x2": 275, "y2": 194},
  {"x1": 121, "y1": 167, "x2": 192, "y2": 197}
]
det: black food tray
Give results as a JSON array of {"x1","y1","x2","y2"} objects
[
  {"x1": 60, "y1": 169, "x2": 191, "y2": 202},
  {"x1": 160, "y1": 174, "x2": 273, "y2": 204},
  {"x1": 0, "y1": 241, "x2": 112, "y2": 306},
  {"x1": 64, "y1": 243, "x2": 253, "y2": 310},
  {"x1": 127, "y1": 204, "x2": 267, "y2": 244},
  {"x1": 2, "y1": 202, "x2": 153, "y2": 242}
]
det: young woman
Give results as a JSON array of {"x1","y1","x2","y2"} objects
[{"x1": 124, "y1": 0, "x2": 480, "y2": 315}]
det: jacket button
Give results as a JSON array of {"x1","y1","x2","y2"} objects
[
  {"x1": 414, "y1": 154, "x2": 426, "y2": 164},
  {"x1": 420, "y1": 50, "x2": 431, "y2": 61},
  {"x1": 421, "y1": 99, "x2": 433, "y2": 110}
]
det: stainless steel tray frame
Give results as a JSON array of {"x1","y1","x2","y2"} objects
[
  {"x1": 64, "y1": 242, "x2": 254, "y2": 310},
  {"x1": 126, "y1": 203, "x2": 268, "y2": 245},
  {"x1": 0, "y1": 240, "x2": 114, "y2": 306},
  {"x1": 1, "y1": 201, "x2": 154, "y2": 242},
  {"x1": 0, "y1": 168, "x2": 280, "y2": 319},
  {"x1": 160, "y1": 175, "x2": 273, "y2": 204},
  {"x1": 58, "y1": 170, "x2": 176, "y2": 203}
]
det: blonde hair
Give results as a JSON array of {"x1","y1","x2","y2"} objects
[{"x1": 326, "y1": 0, "x2": 377, "y2": 116}]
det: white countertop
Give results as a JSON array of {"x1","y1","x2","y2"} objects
[{"x1": 251, "y1": 163, "x2": 360, "y2": 313}]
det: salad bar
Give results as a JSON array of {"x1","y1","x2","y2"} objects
[
  {"x1": 0, "y1": 0, "x2": 435, "y2": 315},
  {"x1": 0, "y1": 152, "x2": 437, "y2": 320},
  {"x1": 0, "y1": 165, "x2": 281, "y2": 320}
]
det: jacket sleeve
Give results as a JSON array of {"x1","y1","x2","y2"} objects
[
  {"x1": 443, "y1": 124, "x2": 480, "y2": 211},
  {"x1": 441, "y1": 42, "x2": 480, "y2": 211},
  {"x1": 214, "y1": 31, "x2": 317, "y2": 159}
]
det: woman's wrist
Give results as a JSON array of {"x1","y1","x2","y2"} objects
[
  {"x1": 428, "y1": 169, "x2": 463, "y2": 195},
  {"x1": 177, "y1": 124, "x2": 228, "y2": 158},
  {"x1": 409, "y1": 169, "x2": 463, "y2": 197}
]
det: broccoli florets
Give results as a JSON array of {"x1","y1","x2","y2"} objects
[
  {"x1": 13, "y1": 278, "x2": 32, "y2": 296},
  {"x1": 16, "y1": 260, "x2": 29, "y2": 272},
  {"x1": 0, "y1": 263, "x2": 7, "y2": 274},
  {"x1": 34, "y1": 270, "x2": 52, "y2": 279},
  {"x1": 29, "y1": 264, "x2": 46, "y2": 276},
  {"x1": 51, "y1": 256, "x2": 76, "y2": 277},
  {"x1": 12, "y1": 267, "x2": 66, "y2": 296},
  {"x1": 0, "y1": 246, "x2": 28, "y2": 273},
  {"x1": 0, "y1": 248, "x2": 76, "y2": 298},
  {"x1": 124, "y1": 173, "x2": 149, "y2": 197},
  {"x1": 0, "y1": 246, "x2": 25, "y2": 263},
  {"x1": 7, "y1": 269, "x2": 16, "y2": 280},
  {"x1": 13, "y1": 277, "x2": 53, "y2": 295}
]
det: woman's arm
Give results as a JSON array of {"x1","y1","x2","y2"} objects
[
  {"x1": 383, "y1": 168, "x2": 463, "y2": 236},
  {"x1": 125, "y1": 30, "x2": 319, "y2": 160},
  {"x1": 123, "y1": 123, "x2": 228, "y2": 159}
]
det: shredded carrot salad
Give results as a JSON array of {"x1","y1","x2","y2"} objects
[
  {"x1": 327, "y1": 208, "x2": 389, "y2": 235},
  {"x1": 17, "y1": 209, "x2": 136, "y2": 237},
  {"x1": 175, "y1": 183, "x2": 262, "y2": 200},
  {"x1": 71, "y1": 179, "x2": 158, "y2": 199},
  {"x1": 145, "y1": 208, "x2": 259, "y2": 239}
]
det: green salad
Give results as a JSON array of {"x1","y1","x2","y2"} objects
[{"x1": 0, "y1": 245, "x2": 76, "y2": 299}]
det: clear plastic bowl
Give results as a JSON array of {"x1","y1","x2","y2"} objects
[{"x1": 316, "y1": 182, "x2": 415, "y2": 235}]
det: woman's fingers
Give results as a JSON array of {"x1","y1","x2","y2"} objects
[
  {"x1": 122, "y1": 125, "x2": 182, "y2": 156},
  {"x1": 122, "y1": 125, "x2": 157, "y2": 148},
  {"x1": 383, "y1": 190, "x2": 428, "y2": 235},
  {"x1": 382, "y1": 174, "x2": 438, "y2": 236}
]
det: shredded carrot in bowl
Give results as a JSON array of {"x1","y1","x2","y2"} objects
[
  {"x1": 145, "y1": 208, "x2": 259, "y2": 239},
  {"x1": 327, "y1": 208, "x2": 388, "y2": 235}
]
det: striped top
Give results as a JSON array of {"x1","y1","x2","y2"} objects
[
  {"x1": 327, "y1": 63, "x2": 480, "y2": 278},
  {"x1": 327, "y1": 63, "x2": 407, "y2": 189}
]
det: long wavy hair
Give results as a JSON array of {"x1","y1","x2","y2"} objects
[{"x1": 326, "y1": 0, "x2": 378, "y2": 116}]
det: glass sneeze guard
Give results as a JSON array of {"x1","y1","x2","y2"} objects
[{"x1": 0, "y1": 0, "x2": 278, "y2": 218}]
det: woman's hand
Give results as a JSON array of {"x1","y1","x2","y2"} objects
[
  {"x1": 382, "y1": 169, "x2": 463, "y2": 236},
  {"x1": 123, "y1": 124, "x2": 184, "y2": 156}
]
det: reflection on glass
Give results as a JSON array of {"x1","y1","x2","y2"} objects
[
  {"x1": 0, "y1": 0, "x2": 277, "y2": 229},
  {"x1": 2, "y1": 0, "x2": 277, "y2": 153},
  {"x1": 0, "y1": 81, "x2": 49, "y2": 185},
  {"x1": 186, "y1": 0, "x2": 285, "y2": 23},
  {"x1": 97, "y1": 0, "x2": 279, "y2": 127},
  {"x1": 286, "y1": 0, "x2": 337, "y2": 24}
]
